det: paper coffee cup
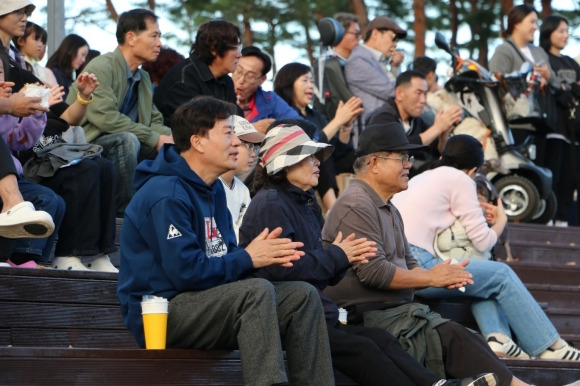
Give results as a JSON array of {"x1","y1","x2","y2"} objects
[
  {"x1": 141, "y1": 296, "x2": 168, "y2": 350},
  {"x1": 24, "y1": 86, "x2": 51, "y2": 108}
]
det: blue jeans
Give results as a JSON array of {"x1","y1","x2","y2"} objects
[
  {"x1": 0, "y1": 177, "x2": 65, "y2": 264},
  {"x1": 410, "y1": 244, "x2": 559, "y2": 357}
]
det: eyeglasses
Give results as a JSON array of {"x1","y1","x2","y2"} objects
[
  {"x1": 232, "y1": 67, "x2": 262, "y2": 84},
  {"x1": 375, "y1": 154, "x2": 414, "y2": 166},
  {"x1": 345, "y1": 31, "x2": 362, "y2": 38},
  {"x1": 241, "y1": 141, "x2": 257, "y2": 154},
  {"x1": 12, "y1": 7, "x2": 32, "y2": 19}
]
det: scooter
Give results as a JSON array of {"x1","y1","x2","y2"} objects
[{"x1": 434, "y1": 32, "x2": 555, "y2": 223}]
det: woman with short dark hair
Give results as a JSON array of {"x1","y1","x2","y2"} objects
[
  {"x1": 392, "y1": 134, "x2": 580, "y2": 361},
  {"x1": 538, "y1": 14, "x2": 580, "y2": 226},
  {"x1": 274, "y1": 62, "x2": 362, "y2": 209}
]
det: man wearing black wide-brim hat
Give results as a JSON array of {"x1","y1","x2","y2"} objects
[{"x1": 322, "y1": 122, "x2": 525, "y2": 386}]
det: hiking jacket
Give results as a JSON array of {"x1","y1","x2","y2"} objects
[{"x1": 66, "y1": 48, "x2": 171, "y2": 150}]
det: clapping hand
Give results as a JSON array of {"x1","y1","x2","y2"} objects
[{"x1": 333, "y1": 231, "x2": 377, "y2": 264}]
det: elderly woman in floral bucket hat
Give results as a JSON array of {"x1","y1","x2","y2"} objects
[{"x1": 239, "y1": 124, "x2": 499, "y2": 386}]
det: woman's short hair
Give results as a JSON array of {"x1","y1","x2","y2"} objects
[
  {"x1": 273, "y1": 62, "x2": 311, "y2": 107},
  {"x1": 433, "y1": 134, "x2": 484, "y2": 171},
  {"x1": 539, "y1": 15, "x2": 568, "y2": 52},
  {"x1": 502, "y1": 4, "x2": 537, "y2": 38}
]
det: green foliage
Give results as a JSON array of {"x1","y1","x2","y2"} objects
[{"x1": 65, "y1": 0, "x2": 580, "y2": 70}]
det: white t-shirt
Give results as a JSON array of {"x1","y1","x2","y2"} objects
[{"x1": 219, "y1": 176, "x2": 251, "y2": 243}]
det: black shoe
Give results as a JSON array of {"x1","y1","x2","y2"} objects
[{"x1": 441, "y1": 373, "x2": 499, "y2": 386}]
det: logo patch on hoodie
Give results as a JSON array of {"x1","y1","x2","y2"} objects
[
  {"x1": 205, "y1": 217, "x2": 227, "y2": 257},
  {"x1": 167, "y1": 224, "x2": 182, "y2": 239}
]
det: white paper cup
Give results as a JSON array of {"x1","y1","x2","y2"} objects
[
  {"x1": 141, "y1": 297, "x2": 169, "y2": 314},
  {"x1": 141, "y1": 296, "x2": 168, "y2": 349}
]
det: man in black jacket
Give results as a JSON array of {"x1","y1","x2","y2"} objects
[{"x1": 153, "y1": 20, "x2": 243, "y2": 126}]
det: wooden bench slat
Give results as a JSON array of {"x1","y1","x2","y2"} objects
[{"x1": 0, "y1": 302, "x2": 125, "y2": 329}]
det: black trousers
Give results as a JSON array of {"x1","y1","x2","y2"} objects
[
  {"x1": 0, "y1": 137, "x2": 17, "y2": 179},
  {"x1": 436, "y1": 321, "x2": 513, "y2": 385},
  {"x1": 38, "y1": 156, "x2": 117, "y2": 257},
  {"x1": 329, "y1": 323, "x2": 440, "y2": 386},
  {"x1": 541, "y1": 138, "x2": 576, "y2": 222}
]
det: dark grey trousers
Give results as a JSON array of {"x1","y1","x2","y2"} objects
[{"x1": 167, "y1": 278, "x2": 334, "y2": 386}]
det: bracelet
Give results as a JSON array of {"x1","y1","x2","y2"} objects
[{"x1": 77, "y1": 92, "x2": 93, "y2": 105}]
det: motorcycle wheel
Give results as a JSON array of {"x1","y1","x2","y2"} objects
[
  {"x1": 530, "y1": 190, "x2": 557, "y2": 224},
  {"x1": 494, "y1": 175, "x2": 541, "y2": 222}
]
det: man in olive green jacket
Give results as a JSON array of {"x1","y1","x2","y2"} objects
[{"x1": 67, "y1": 9, "x2": 172, "y2": 216}]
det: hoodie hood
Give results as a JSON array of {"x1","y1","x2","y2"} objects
[{"x1": 134, "y1": 144, "x2": 211, "y2": 192}]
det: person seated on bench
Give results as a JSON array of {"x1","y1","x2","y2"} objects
[
  {"x1": 239, "y1": 123, "x2": 499, "y2": 386},
  {"x1": 218, "y1": 115, "x2": 264, "y2": 242},
  {"x1": 322, "y1": 123, "x2": 533, "y2": 386},
  {"x1": 0, "y1": 137, "x2": 53, "y2": 241},
  {"x1": 117, "y1": 96, "x2": 335, "y2": 385},
  {"x1": 391, "y1": 134, "x2": 580, "y2": 362},
  {"x1": 274, "y1": 62, "x2": 362, "y2": 210},
  {"x1": 0, "y1": 36, "x2": 118, "y2": 272},
  {"x1": 0, "y1": 84, "x2": 53, "y2": 240}
]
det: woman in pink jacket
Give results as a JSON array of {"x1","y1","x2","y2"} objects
[{"x1": 392, "y1": 134, "x2": 580, "y2": 362}]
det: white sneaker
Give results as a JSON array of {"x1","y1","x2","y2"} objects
[
  {"x1": 52, "y1": 256, "x2": 90, "y2": 271},
  {"x1": 563, "y1": 381, "x2": 580, "y2": 386},
  {"x1": 539, "y1": 342, "x2": 580, "y2": 361},
  {"x1": 83, "y1": 255, "x2": 118, "y2": 273},
  {"x1": 0, "y1": 202, "x2": 54, "y2": 239},
  {"x1": 487, "y1": 335, "x2": 530, "y2": 359}
]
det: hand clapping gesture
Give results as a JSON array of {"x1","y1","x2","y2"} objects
[{"x1": 333, "y1": 231, "x2": 377, "y2": 264}]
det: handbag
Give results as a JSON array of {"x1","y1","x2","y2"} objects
[{"x1": 501, "y1": 41, "x2": 560, "y2": 134}]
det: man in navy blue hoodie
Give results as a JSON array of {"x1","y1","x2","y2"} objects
[{"x1": 117, "y1": 96, "x2": 335, "y2": 386}]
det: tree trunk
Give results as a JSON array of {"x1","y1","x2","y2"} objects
[
  {"x1": 105, "y1": 0, "x2": 118, "y2": 22},
  {"x1": 302, "y1": 22, "x2": 316, "y2": 67},
  {"x1": 348, "y1": 0, "x2": 368, "y2": 32},
  {"x1": 540, "y1": 0, "x2": 552, "y2": 19},
  {"x1": 501, "y1": 0, "x2": 514, "y2": 16},
  {"x1": 413, "y1": 0, "x2": 426, "y2": 57},
  {"x1": 242, "y1": 13, "x2": 254, "y2": 46}
]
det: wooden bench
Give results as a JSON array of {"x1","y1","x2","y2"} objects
[
  {"x1": 2, "y1": 267, "x2": 580, "y2": 385},
  {"x1": 494, "y1": 223, "x2": 580, "y2": 265},
  {"x1": 507, "y1": 223, "x2": 580, "y2": 246},
  {"x1": 3, "y1": 221, "x2": 580, "y2": 384},
  {"x1": 0, "y1": 267, "x2": 357, "y2": 384}
]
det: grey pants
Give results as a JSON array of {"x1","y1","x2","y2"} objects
[{"x1": 167, "y1": 278, "x2": 334, "y2": 386}]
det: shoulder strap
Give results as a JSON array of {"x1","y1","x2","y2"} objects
[{"x1": 506, "y1": 40, "x2": 528, "y2": 63}]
